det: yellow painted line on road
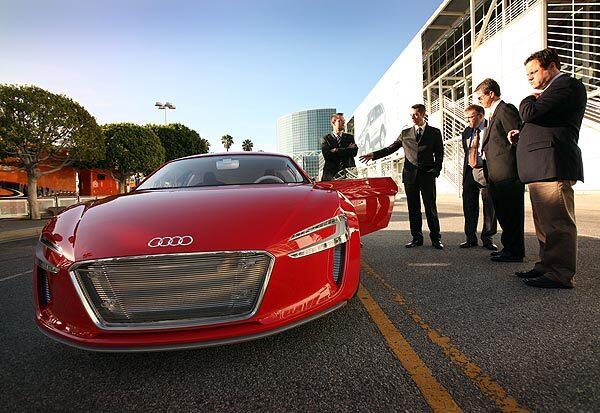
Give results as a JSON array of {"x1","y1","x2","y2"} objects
[
  {"x1": 361, "y1": 260, "x2": 529, "y2": 413},
  {"x1": 357, "y1": 283, "x2": 462, "y2": 413}
]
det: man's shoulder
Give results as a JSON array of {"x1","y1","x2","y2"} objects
[
  {"x1": 342, "y1": 133, "x2": 354, "y2": 139},
  {"x1": 426, "y1": 124, "x2": 442, "y2": 135},
  {"x1": 499, "y1": 100, "x2": 518, "y2": 114}
]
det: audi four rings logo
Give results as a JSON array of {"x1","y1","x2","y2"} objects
[{"x1": 148, "y1": 235, "x2": 194, "y2": 248}]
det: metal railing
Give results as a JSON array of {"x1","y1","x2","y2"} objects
[{"x1": 547, "y1": 0, "x2": 600, "y2": 126}]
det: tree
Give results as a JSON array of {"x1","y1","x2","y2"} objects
[
  {"x1": 0, "y1": 84, "x2": 104, "y2": 219},
  {"x1": 241, "y1": 139, "x2": 253, "y2": 151},
  {"x1": 148, "y1": 123, "x2": 209, "y2": 161},
  {"x1": 221, "y1": 134, "x2": 234, "y2": 152},
  {"x1": 102, "y1": 123, "x2": 165, "y2": 193}
]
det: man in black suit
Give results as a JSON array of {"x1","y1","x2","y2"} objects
[
  {"x1": 460, "y1": 104, "x2": 497, "y2": 250},
  {"x1": 475, "y1": 78, "x2": 524, "y2": 262},
  {"x1": 508, "y1": 48, "x2": 586, "y2": 289},
  {"x1": 321, "y1": 113, "x2": 358, "y2": 181},
  {"x1": 359, "y1": 104, "x2": 444, "y2": 249}
]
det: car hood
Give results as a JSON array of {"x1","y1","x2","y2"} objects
[{"x1": 56, "y1": 184, "x2": 342, "y2": 262}]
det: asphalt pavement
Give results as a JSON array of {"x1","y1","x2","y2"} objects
[{"x1": 1, "y1": 194, "x2": 598, "y2": 412}]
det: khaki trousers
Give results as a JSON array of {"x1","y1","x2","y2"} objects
[{"x1": 528, "y1": 180, "x2": 577, "y2": 287}]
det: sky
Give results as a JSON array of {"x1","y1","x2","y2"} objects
[{"x1": 0, "y1": 0, "x2": 441, "y2": 153}]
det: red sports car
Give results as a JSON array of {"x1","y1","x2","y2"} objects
[{"x1": 34, "y1": 153, "x2": 397, "y2": 351}]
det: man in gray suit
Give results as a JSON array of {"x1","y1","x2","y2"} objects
[{"x1": 360, "y1": 104, "x2": 444, "y2": 249}]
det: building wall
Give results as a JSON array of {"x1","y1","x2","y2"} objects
[
  {"x1": 0, "y1": 164, "x2": 77, "y2": 195},
  {"x1": 276, "y1": 108, "x2": 336, "y2": 153},
  {"x1": 353, "y1": 36, "x2": 424, "y2": 157},
  {"x1": 472, "y1": 2, "x2": 545, "y2": 108}
]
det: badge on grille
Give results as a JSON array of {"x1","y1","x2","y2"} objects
[{"x1": 148, "y1": 236, "x2": 194, "y2": 248}]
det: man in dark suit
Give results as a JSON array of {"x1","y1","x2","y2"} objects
[
  {"x1": 508, "y1": 48, "x2": 586, "y2": 289},
  {"x1": 321, "y1": 113, "x2": 358, "y2": 181},
  {"x1": 359, "y1": 104, "x2": 444, "y2": 249},
  {"x1": 475, "y1": 78, "x2": 524, "y2": 262},
  {"x1": 460, "y1": 104, "x2": 497, "y2": 250}
]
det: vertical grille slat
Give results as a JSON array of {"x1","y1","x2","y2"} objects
[
  {"x1": 38, "y1": 269, "x2": 51, "y2": 306},
  {"x1": 332, "y1": 243, "x2": 346, "y2": 284},
  {"x1": 72, "y1": 252, "x2": 273, "y2": 329}
]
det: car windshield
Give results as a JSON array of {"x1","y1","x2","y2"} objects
[{"x1": 137, "y1": 155, "x2": 308, "y2": 190}]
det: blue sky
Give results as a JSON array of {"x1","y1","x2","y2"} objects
[{"x1": 0, "y1": 0, "x2": 441, "y2": 152}]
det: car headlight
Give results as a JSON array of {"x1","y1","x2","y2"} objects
[
  {"x1": 35, "y1": 235, "x2": 68, "y2": 274},
  {"x1": 288, "y1": 214, "x2": 349, "y2": 258}
]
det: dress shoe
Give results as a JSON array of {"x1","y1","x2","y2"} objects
[
  {"x1": 405, "y1": 239, "x2": 423, "y2": 248},
  {"x1": 432, "y1": 240, "x2": 444, "y2": 250},
  {"x1": 515, "y1": 269, "x2": 543, "y2": 279},
  {"x1": 482, "y1": 242, "x2": 498, "y2": 251},
  {"x1": 490, "y1": 249, "x2": 504, "y2": 257},
  {"x1": 459, "y1": 241, "x2": 478, "y2": 248},
  {"x1": 524, "y1": 275, "x2": 573, "y2": 289},
  {"x1": 490, "y1": 252, "x2": 523, "y2": 262}
]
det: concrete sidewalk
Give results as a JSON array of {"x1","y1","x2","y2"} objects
[{"x1": 0, "y1": 218, "x2": 48, "y2": 244}]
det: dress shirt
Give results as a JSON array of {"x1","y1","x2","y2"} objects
[
  {"x1": 470, "y1": 122, "x2": 486, "y2": 164},
  {"x1": 487, "y1": 99, "x2": 502, "y2": 120}
]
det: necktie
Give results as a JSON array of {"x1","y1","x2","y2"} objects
[
  {"x1": 416, "y1": 128, "x2": 422, "y2": 143},
  {"x1": 469, "y1": 129, "x2": 480, "y2": 168}
]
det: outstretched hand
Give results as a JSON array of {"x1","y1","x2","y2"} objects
[{"x1": 359, "y1": 153, "x2": 374, "y2": 164}]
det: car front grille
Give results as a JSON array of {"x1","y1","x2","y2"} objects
[{"x1": 71, "y1": 251, "x2": 273, "y2": 329}]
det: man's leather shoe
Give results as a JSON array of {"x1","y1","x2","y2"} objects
[
  {"x1": 432, "y1": 240, "x2": 444, "y2": 250},
  {"x1": 515, "y1": 269, "x2": 543, "y2": 279},
  {"x1": 459, "y1": 241, "x2": 478, "y2": 248},
  {"x1": 405, "y1": 239, "x2": 423, "y2": 248},
  {"x1": 524, "y1": 275, "x2": 573, "y2": 289},
  {"x1": 482, "y1": 242, "x2": 498, "y2": 251},
  {"x1": 490, "y1": 252, "x2": 523, "y2": 262},
  {"x1": 490, "y1": 249, "x2": 504, "y2": 257}
]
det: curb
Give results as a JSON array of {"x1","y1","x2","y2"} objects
[{"x1": 0, "y1": 227, "x2": 43, "y2": 244}]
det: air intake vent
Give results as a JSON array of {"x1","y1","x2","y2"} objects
[
  {"x1": 71, "y1": 251, "x2": 273, "y2": 329},
  {"x1": 38, "y1": 269, "x2": 51, "y2": 306},
  {"x1": 332, "y1": 243, "x2": 346, "y2": 284}
]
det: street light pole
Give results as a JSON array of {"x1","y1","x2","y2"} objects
[{"x1": 155, "y1": 101, "x2": 176, "y2": 125}]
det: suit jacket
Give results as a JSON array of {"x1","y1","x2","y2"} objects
[
  {"x1": 321, "y1": 132, "x2": 358, "y2": 181},
  {"x1": 517, "y1": 74, "x2": 586, "y2": 183},
  {"x1": 481, "y1": 100, "x2": 521, "y2": 184},
  {"x1": 372, "y1": 124, "x2": 443, "y2": 184},
  {"x1": 462, "y1": 124, "x2": 488, "y2": 187}
]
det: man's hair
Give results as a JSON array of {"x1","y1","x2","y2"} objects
[
  {"x1": 465, "y1": 104, "x2": 485, "y2": 115},
  {"x1": 411, "y1": 104, "x2": 426, "y2": 114},
  {"x1": 330, "y1": 113, "x2": 344, "y2": 123},
  {"x1": 524, "y1": 48, "x2": 562, "y2": 70},
  {"x1": 475, "y1": 78, "x2": 501, "y2": 97}
]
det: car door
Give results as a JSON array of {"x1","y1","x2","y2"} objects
[{"x1": 315, "y1": 177, "x2": 398, "y2": 236}]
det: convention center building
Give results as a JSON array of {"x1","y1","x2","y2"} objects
[{"x1": 351, "y1": 0, "x2": 599, "y2": 192}]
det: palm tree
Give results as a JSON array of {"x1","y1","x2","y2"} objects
[
  {"x1": 241, "y1": 139, "x2": 253, "y2": 151},
  {"x1": 221, "y1": 134, "x2": 234, "y2": 152}
]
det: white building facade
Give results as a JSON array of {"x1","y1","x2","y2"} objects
[{"x1": 351, "y1": 0, "x2": 600, "y2": 192}]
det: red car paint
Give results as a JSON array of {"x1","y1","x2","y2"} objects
[{"x1": 33, "y1": 153, "x2": 397, "y2": 351}]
